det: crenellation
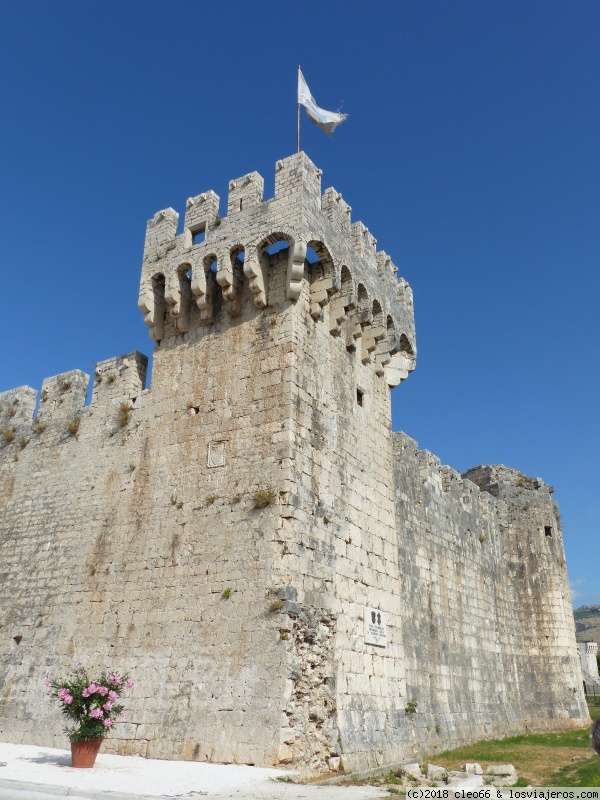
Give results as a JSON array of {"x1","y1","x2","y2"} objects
[
  {"x1": 0, "y1": 386, "x2": 37, "y2": 426},
  {"x1": 227, "y1": 172, "x2": 264, "y2": 217},
  {"x1": 392, "y1": 430, "x2": 419, "y2": 456},
  {"x1": 36, "y1": 369, "x2": 89, "y2": 421},
  {"x1": 416, "y1": 449, "x2": 441, "y2": 470},
  {"x1": 375, "y1": 251, "x2": 397, "y2": 282},
  {"x1": 321, "y1": 187, "x2": 352, "y2": 236},
  {"x1": 274, "y1": 152, "x2": 322, "y2": 210},
  {"x1": 184, "y1": 190, "x2": 220, "y2": 248},
  {"x1": 440, "y1": 464, "x2": 462, "y2": 493},
  {"x1": 578, "y1": 642, "x2": 600, "y2": 680},
  {"x1": 91, "y1": 352, "x2": 148, "y2": 407},
  {"x1": 395, "y1": 277, "x2": 413, "y2": 310},
  {"x1": 136, "y1": 154, "x2": 414, "y2": 391},
  {"x1": 143, "y1": 207, "x2": 178, "y2": 264},
  {"x1": 350, "y1": 221, "x2": 377, "y2": 267}
]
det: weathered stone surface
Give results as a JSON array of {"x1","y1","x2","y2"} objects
[
  {"x1": 487, "y1": 764, "x2": 517, "y2": 777},
  {"x1": 485, "y1": 764, "x2": 518, "y2": 786},
  {"x1": 426, "y1": 764, "x2": 448, "y2": 782},
  {"x1": 0, "y1": 152, "x2": 589, "y2": 777},
  {"x1": 401, "y1": 763, "x2": 423, "y2": 780},
  {"x1": 450, "y1": 775, "x2": 485, "y2": 788},
  {"x1": 463, "y1": 763, "x2": 483, "y2": 775}
]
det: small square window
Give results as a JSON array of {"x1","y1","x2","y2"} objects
[
  {"x1": 544, "y1": 526, "x2": 552, "y2": 537},
  {"x1": 191, "y1": 225, "x2": 206, "y2": 245}
]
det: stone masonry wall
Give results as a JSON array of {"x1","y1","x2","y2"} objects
[
  {"x1": 0, "y1": 260, "x2": 296, "y2": 765},
  {"x1": 394, "y1": 434, "x2": 588, "y2": 756},
  {"x1": 271, "y1": 269, "x2": 409, "y2": 775}
]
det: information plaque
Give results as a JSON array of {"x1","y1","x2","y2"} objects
[{"x1": 364, "y1": 607, "x2": 387, "y2": 647}]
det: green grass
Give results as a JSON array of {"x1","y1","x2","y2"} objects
[
  {"x1": 426, "y1": 720, "x2": 600, "y2": 788},
  {"x1": 550, "y1": 757, "x2": 600, "y2": 787}
]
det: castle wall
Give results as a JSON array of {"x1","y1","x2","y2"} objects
[
  {"x1": 393, "y1": 433, "x2": 588, "y2": 754},
  {"x1": 0, "y1": 152, "x2": 589, "y2": 776},
  {"x1": 0, "y1": 262, "x2": 297, "y2": 765}
]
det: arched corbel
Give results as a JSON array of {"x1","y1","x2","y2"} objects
[
  {"x1": 243, "y1": 245, "x2": 268, "y2": 308},
  {"x1": 138, "y1": 274, "x2": 166, "y2": 342},
  {"x1": 384, "y1": 333, "x2": 416, "y2": 387},
  {"x1": 346, "y1": 284, "x2": 371, "y2": 350},
  {"x1": 191, "y1": 255, "x2": 217, "y2": 326},
  {"x1": 165, "y1": 265, "x2": 192, "y2": 334},
  {"x1": 329, "y1": 266, "x2": 355, "y2": 335},
  {"x1": 287, "y1": 241, "x2": 306, "y2": 301},
  {"x1": 216, "y1": 246, "x2": 244, "y2": 317},
  {"x1": 307, "y1": 240, "x2": 338, "y2": 319},
  {"x1": 360, "y1": 301, "x2": 386, "y2": 364}
]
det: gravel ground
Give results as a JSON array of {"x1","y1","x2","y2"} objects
[{"x1": 0, "y1": 743, "x2": 387, "y2": 800}]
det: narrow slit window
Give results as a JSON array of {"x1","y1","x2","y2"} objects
[
  {"x1": 356, "y1": 389, "x2": 364, "y2": 407},
  {"x1": 544, "y1": 526, "x2": 552, "y2": 537}
]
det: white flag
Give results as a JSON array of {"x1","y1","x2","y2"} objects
[{"x1": 298, "y1": 69, "x2": 347, "y2": 136}]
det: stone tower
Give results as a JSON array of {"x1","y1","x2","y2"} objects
[
  {"x1": 135, "y1": 151, "x2": 417, "y2": 772},
  {"x1": 579, "y1": 642, "x2": 600, "y2": 681},
  {"x1": 0, "y1": 152, "x2": 588, "y2": 776}
]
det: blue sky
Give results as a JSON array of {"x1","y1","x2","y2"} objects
[{"x1": 1, "y1": 1, "x2": 598, "y2": 606}]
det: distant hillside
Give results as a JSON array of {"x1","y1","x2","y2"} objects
[{"x1": 574, "y1": 605, "x2": 600, "y2": 644}]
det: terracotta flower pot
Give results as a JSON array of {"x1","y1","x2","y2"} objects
[{"x1": 70, "y1": 737, "x2": 103, "y2": 768}]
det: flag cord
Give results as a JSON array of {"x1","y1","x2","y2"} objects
[{"x1": 297, "y1": 65, "x2": 301, "y2": 153}]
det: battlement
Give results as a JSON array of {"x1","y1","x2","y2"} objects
[
  {"x1": 92, "y1": 352, "x2": 148, "y2": 407},
  {"x1": 0, "y1": 352, "x2": 148, "y2": 438},
  {"x1": 138, "y1": 153, "x2": 416, "y2": 388},
  {"x1": 0, "y1": 386, "x2": 37, "y2": 426},
  {"x1": 37, "y1": 370, "x2": 90, "y2": 422},
  {"x1": 392, "y1": 431, "x2": 558, "y2": 534}
]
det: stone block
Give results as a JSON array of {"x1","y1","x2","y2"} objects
[
  {"x1": 402, "y1": 763, "x2": 423, "y2": 780},
  {"x1": 427, "y1": 764, "x2": 448, "y2": 782},
  {"x1": 487, "y1": 764, "x2": 517, "y2": 777}
]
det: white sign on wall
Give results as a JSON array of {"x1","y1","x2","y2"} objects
[{"x1": 364, "y1": 607, "x2": 387, "y2": 647}]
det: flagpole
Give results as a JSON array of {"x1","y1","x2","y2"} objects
[{"x1": 297, "y1": 65, "x2": 301, "y2": 153}]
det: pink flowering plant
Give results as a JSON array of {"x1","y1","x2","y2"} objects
[{"x1": 46, "y1": 663, "x2": 134, "y2": 742}]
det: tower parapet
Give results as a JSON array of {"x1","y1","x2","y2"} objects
[{"x1": 138, "y1": 152, "x2": 416, "y2": 388}]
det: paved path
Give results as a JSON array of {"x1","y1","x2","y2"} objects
[{"x1": 0, "y1": 743, "x2": 387, "y2": 800}]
